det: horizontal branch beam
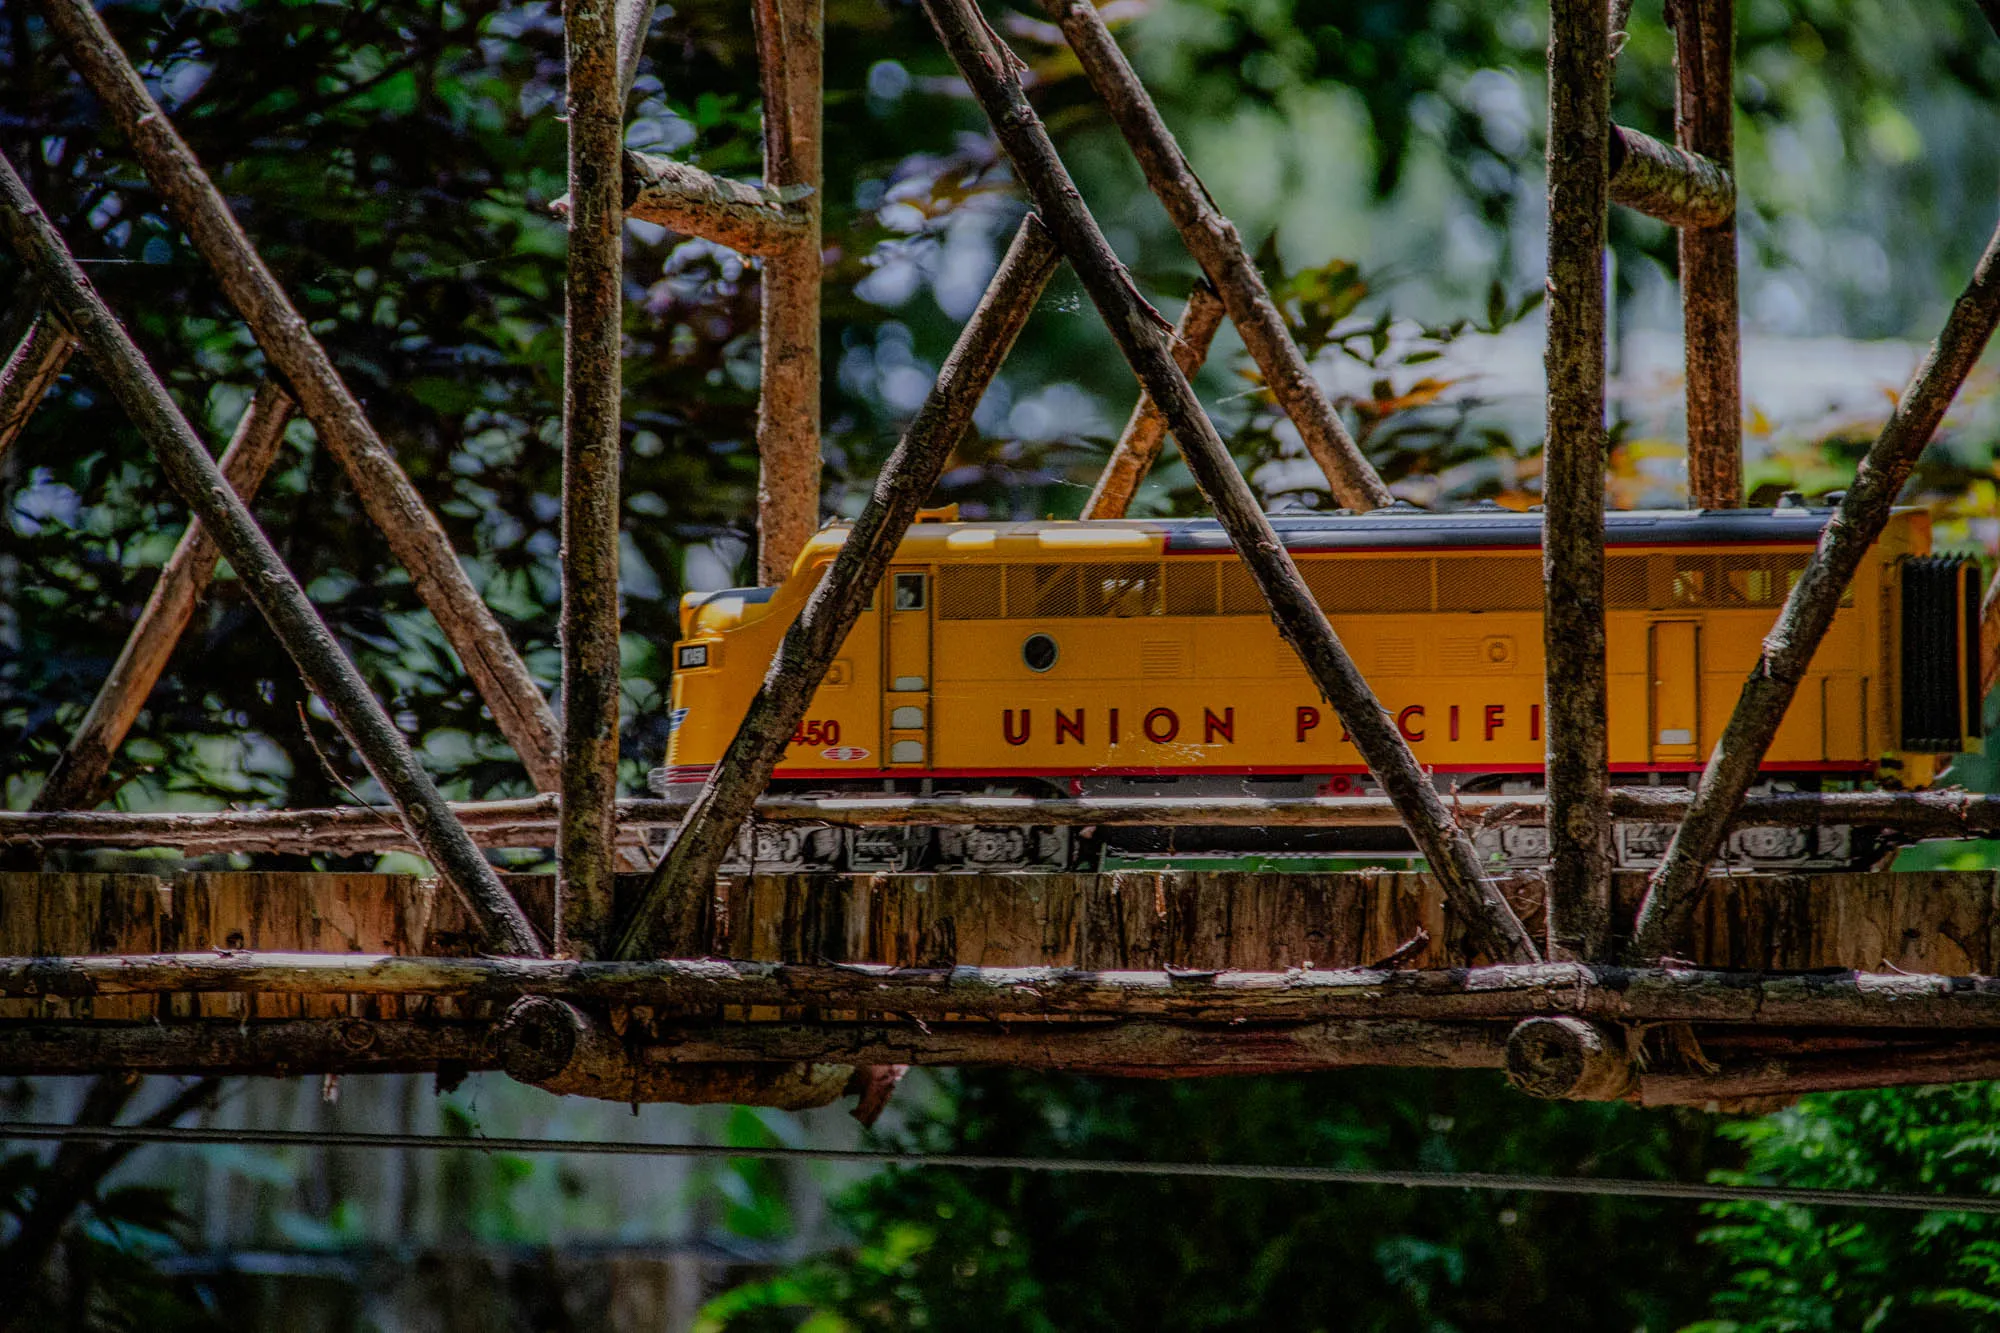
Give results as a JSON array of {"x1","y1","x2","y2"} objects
[
  {"x1": 1607, "y1": 124, "x2": 1734, "y2": 228},
  {"x1": 9, "y1": 954, "x2": 2000, "y2": 1032},
  {"x1": 618, "y1": 151, "x2": 811, "y2": 256},
  {"x1": 4, "y1": 788, "x2": 1996, "y2": 856}
]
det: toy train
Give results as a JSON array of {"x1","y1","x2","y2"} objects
[{"x1": 656, "y1": 503, "x2": 1982, "y2": 872}]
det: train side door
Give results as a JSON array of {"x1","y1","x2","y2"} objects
[
  {"x1": 883, "y1": 568, "x2": 933, "y2": 767},
  {"x1": 1649, "y1": 620, "x2": 1701, "y2": 766}
]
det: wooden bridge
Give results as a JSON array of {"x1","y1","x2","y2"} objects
[{"x1": 6, "y1": 0, "x2": 2000, "y2": 1120}]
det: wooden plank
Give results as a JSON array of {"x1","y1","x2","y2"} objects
[
  {"x1": 0, "y1": 873, "x2": 166, "y2": 1020},
  {"x1": 174, "y1": 872, "x2": 423, "y2": 1019}
]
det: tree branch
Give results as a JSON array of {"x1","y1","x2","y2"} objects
[
  {"x1": 0, "y1": 152, "x2": 544, "y2": 959},
  {"x1": 0, "y1": 311, "x2": 77, "y2": 459},
  {"x1": 558, "y1": 0, "x2": 626, "y2": 954},
  {"x1": 1631, "y1": 212, "x2": 2000, "y2": 960},
  {"x1": 1607, "y1": 124, "x2": 1733, "y2": 227},
  {"x1": 1671, "y1": 0, "x2": 1743, "y2": 508},
  {"x1": 612, "y1": 216, "x2": 1063, "y2": 959},
  {"x1": 619, "y1": 151, "x2": 812, "y2": 256},
  {"x1": 38, "y1": 0, "x2": 565, "y2": 793},
  {"x1": 1037, "y1": 0, "x2": 1394, "y2": 512},
  {"x1": 1079, "y1": 281, "x2": 1225, "y2": 520},
  {"x1": 929, "y1": 0, "x2": 1538, "y2": 964},
  {"x1": 31, "y1": 383, "x2": 295, "y2": 813},
  {"x1": 1543, "y1": 0, "x2": 1615, "y2": 959}
]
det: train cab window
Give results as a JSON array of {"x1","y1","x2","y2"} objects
[{"x1": 893, "y1": 572, "x2": 927, "y2": 611}]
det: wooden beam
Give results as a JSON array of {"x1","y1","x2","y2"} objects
[
  {"x1": 614, "y1": 217, "x2": 1063, "y2": 959},
  {"x1": 1037, "y1": 0, "x2": 1394, "y2": 512},
  {"x1": 1631, "y1": 214, "x2": 2000, "y2": 960},
  {"x1": 0, "y1": 152, "x2": 546, "y2": 960},
  {"x1": 752, "y1": 0, "x2": 824, "y2": 584},
  {"x1": 620, "y1": 151, "x2": 812, "y2": 257},
  {"x1": 1671, "y1": 0, "x2": 1743, "y2": 508},
  {"x1": 558, "y1": 0, "x2": 626, "y2": 955},
  {"x1": 1079, "y1": 281, "x2": 1226, "y2": 520},
  {"x1": 0, "y1": 310, "x2": 77, "y2": 458},
  {"x1": 38, "y1": 0, "x2": 565, "y2": 793},
  {"x1": 926, "y1": 0, "x2": 1536, "y2": 965},
  {"x1": 1607, "y1": 124, "x2": 1733, "y2": 228},
  {"x1": 18, "y1": 955, "x2": 2000, "y2": 1033},
  {"x1": 1543, "y1": 0, "x2": 1615, "y2": 960},
  {"x1": 11, "y1": 787, "x2": 2000, "y2": 856},
  {"x1": 31, "y1": 383, "x2": 295, "y2": 813}
]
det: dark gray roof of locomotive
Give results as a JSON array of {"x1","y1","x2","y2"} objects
[{"x1": 1156, "y1": 505, "x2": 1840, "y2": 553}]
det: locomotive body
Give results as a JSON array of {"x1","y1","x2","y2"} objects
[{"x1": 661, "y1": 506, "x2": 1982, "y2": 871}]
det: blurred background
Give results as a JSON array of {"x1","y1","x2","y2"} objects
[{"x1": 4, "y1": 0, "x2": 2000, "y2": 1327}]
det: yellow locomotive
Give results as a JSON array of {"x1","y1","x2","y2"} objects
[{"x1": 659, "y1": 503, "x2": 1982, "y2": 871}]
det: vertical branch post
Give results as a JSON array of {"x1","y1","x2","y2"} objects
[
  {"x1": 0, "y1": 152, "x2": 545, "y2": 958},
  {"x1": 1038, "y1": 0, "x2": 1393, "y2": 512},
  {"x1": 923, "y1": 0, "x2": 1539, "y2": 966},
  {"x1": 0, "y1": 312, "x2": 78, "y2": 458},
  {"x1": 615, "y1": 217, "x2": 1063, "y2": 960},
  {"x1": 1080, "y1": 282, "x2": 1225, "y2": 520},
  {"x1": 558, "y1": 0, "x2": 627, "y2": 954},
  {"x1": 1672, "y1": 0, "x2": 1741, "y2": 508},
  {"x1": 752, "y1": 0, "x2": 824, "y2": 584},
  {"x1": 1632, "y1": 216, "x2": 2000, "y2": 959},
  {"x1": 32, "y1": 383, "x2": 295, "y2": 812},
  {"x1": 39, "y1": 0, "x2": 565, "y2": 792},
  {"x1": 1542, "y1": 0, "x2": 1615, "y2": 959}
]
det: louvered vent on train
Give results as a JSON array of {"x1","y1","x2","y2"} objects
[{"x1": 1900, "y1": 556, "x2": 1983, "y2": 752}]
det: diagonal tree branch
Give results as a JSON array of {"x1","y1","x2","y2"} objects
[
  {"x1": 614, "y1": 215, "x2": 1063, "y2": 960},
  {"x1": 924, "y1": 0, "x2": 1539, "y2": 966},
  {"x1": 31, "y1": 383, "x2": 295, "y2": 813},
  {"x1": 1037, "y1": 0, "x2": 1393, "y2": 513},
  {"x1": 38, "y1": 0, "x2": 565, "y2": 794},
  {"x1": 558, "y1": 0, "x2": 627, "y2": 954},
  {"x1": 0, "y1": 311, "x2": 78, "y2": 459},
  {"x1": 1080, "y1": 281, "x2": 1225, "y2": 520},
  {"x1": 620, "y1": 151, "x2": 813, "y2": 256},
  {"x1": 615, "y1": 0, "x2": 658, "y2": 102},
  {"x1": 1631, "y1": 213, "x2": 2000, "y2": 960},
  {"x1": 1607, "y1": 124, "x2": 1733, "y2": 228},
  {"x1": 1543, "y1": 0, "x2": 1615, "y2": 960},
  {"x1": 0, "y1": 151, "x2": 545, "y2": 959}
]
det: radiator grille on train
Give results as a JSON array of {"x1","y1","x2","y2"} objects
[{"x1": 1900, "y1": 555, "x2": 1982, "y2": 752}]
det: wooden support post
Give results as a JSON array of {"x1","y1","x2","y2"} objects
[
  {"x1": 1631, "y1": 215, "x2": 2000, "y2": 960},
  {"x1": 614, "y1": 216, "x2": 1061, "y2": 958},
  {"x1": 39, "y1": 0, "x2": 565, "y2": 793},
  {"x1": 1671, "y1": 0, "x2": 1742, "y2": 508},
  {"x1": 621, "y1": 152, "x2": 813, "y2": 255},
  {"x1": 1607, "y1": 125, "x2": 1734, "y2": 228},
  {"x1": 1038, "y1": 0, "x2": 1394, "y2": 513},
  {"x1": 924, "y1": 0, "x2": 1539, "y2": 966},
  {"x1": 31, "y1": 383, "x2": 295, "y2": 813},
  {"x1": 558, "y1": 0, "x2": 626, "y2": 955},
  {"x1": 0, "y1": 152, "x2": 545, "y2": 959},
  {"x1": 1543, "y1": 0, "x2": 1614, "y2": 960},
  {"x1": 0, "y1": 311, "x2": 77, "y2": 458},
  {"x1": 752, "y1": 0, "x2": 824, "y2": 584},
  {"x1": 1079, "y1": 282, "x2": 1226, "y2": 520}
]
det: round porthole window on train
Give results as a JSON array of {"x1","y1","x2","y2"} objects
[{"x1": 1022, "y1": 633, "x2": 1059, "y2": 672}]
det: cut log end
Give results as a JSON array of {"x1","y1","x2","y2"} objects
[{"x1": 1504, "y1": 1016, "x2": 1633, "y2": 1101}]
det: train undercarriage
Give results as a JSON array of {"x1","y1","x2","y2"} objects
[{"x1": 647, "y1": 769, "x2": 1881, "y2": 874}]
